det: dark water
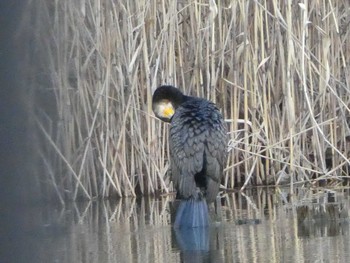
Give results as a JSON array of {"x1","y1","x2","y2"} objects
[{"x1": 11, "y1": 188, "x2": 350, "y2": 262}]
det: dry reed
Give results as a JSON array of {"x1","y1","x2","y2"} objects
[{"x1": 21, "y1": 0, "x2": 350, "y2": 200}]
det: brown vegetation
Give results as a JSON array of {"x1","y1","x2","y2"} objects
[{"x1": 21, "y1": 0, "x2": 350, "y2": 200}]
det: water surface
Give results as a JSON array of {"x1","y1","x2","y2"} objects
[{"x1": 18, "y1": 188, "x2": 350, "y2": 262}]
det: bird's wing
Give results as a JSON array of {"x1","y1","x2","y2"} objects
[
  {"x1": 169, "y1": 118, "x2": 206, "y2": 199},
  {"x1": 169, "y1": 102, "x2": 228, "y2": 201},
  {"x1": 204, "y1": 118, "x2": 228, "y2": 202}
]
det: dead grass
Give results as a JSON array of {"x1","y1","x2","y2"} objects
[{"x1": 22, "y1": 0, "x2": 350, "y2": 200}]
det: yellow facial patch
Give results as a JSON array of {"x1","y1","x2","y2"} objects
[
  {"x1": 154, "y1": 100, "x2": 175, "y2": 120},
  {"x1": 162, "y1": 106, "x2": 175, "y2": 118}
]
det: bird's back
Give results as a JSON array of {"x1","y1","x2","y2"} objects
[{"x1": 169, "y1": 97, "x2": 227, "y2": 203}]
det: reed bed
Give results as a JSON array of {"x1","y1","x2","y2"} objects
[{"x1": 22, "y1": 0, "x2": 350, "y2": 200}]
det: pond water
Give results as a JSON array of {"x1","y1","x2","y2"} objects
[{"x1": 11, "y1": 188, "x2": 350, "y2": 262}]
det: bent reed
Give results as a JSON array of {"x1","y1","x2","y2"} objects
[{"x1": 24, "y1": 0, "x2": 350, "y2": 201}]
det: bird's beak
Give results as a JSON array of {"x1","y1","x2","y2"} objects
[{"x1": 163, "y1": 106, "x2": 175, "y2": 119}]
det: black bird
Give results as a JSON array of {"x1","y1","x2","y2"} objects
[{"x1": 152, "y1": 85, "x2": 228, "y2": 228}]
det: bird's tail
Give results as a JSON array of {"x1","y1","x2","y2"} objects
[{"x1": 174, "y1": 198, "x2": 209, "y2": 228}]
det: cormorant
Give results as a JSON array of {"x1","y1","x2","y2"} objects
[{"x1": 152, "y1": 85, "x2": 228, "y2": 227}]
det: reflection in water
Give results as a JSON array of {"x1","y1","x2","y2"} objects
[
  {"x1": 173, "y1": 227, "x2": 210, "y2": 262},
  {"x1": 172, "y1": 226, "x2": 226, "y2": 263},
  {"x1": 173, "y1": 227, "x2": 209, "y2": 251},
  {"x1": 19, "y1": 188, "x2": 350, "y2": 262},
  {"x1": 296, "y1": 190, "x2": 349, "y2": 238}
]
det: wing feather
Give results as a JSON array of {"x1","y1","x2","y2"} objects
[{"x1": 169, "y1": 99, "x2": 227, "y2": 201}]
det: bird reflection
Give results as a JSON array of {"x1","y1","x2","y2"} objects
[
  {"x1": 172, "y1": 224, "x2": 224, "y2": 263},
  {"x1": 174, "y1": 226, "x2": 209, "y2": 251}
]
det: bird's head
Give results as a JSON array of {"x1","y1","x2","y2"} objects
[{"x1": 152, "y1": 85, "x2": 185, "y2": 122}]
